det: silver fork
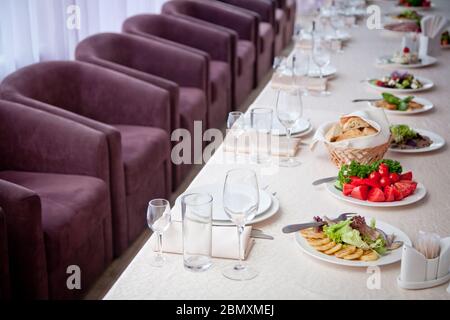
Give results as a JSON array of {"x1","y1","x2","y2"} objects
[{"x1": 282, "y1": 213, "x2": 357, "y2": 234}]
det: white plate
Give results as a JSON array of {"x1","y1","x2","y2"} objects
[
  {"x1": 307, "y1": 65, "x2": 337, "y2": 78},
  {"x1": 215, "y1": 195, "x2": 280, "y2": 226},
  {"x1": 325, "y1": 182, "x2": 427, "y2": 207},
  {"x1": 376, "y1": 55, "x2": 437, "y2": 69},
  {"x1": 389, "y1": 128, "x2": 445, "y2": 153},
  {"x1": 368, "y1": 96, "x2": 434, "y2": 115},
  {"x1": 295, "y1": 217, "x2": 412, "y2": 267},
  {"x1": 367, "y1": 76, "x2": 434, "y2": 93},
  {"x1": 174, "y1": 184, "x2": 272, "y2": 222},
  {"x1": 272, "y1": 118, "x2": 311, "y2": 136}
]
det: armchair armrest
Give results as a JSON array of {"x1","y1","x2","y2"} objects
[
  {"x1": 0, "y1": 179, "x2": 48, "y2": 299},
  {"x1": 0, "y1": 100, "x2": 110, "y2": 183}
]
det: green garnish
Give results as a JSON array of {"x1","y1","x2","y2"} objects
[
  {"x1": 390, "y1": 124, "x2": 418, "y2": 144},
  {"x1": 382, "y1": 93, "x2": 414, "y2": 111},
  {"x1": 337, "y1": 159, "x2": 403, "y2": 186}
]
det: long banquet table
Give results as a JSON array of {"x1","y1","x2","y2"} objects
[{"x1": 105, "y1": 0, "x2": 450, "y2": 300}]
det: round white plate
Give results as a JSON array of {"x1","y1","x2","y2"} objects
[
  {"x1": 389, "y1": 128, "x2": 445, "y2": 153},
  {"x1": 295, "y1": 217, "x2": 412, "y2": 267},
  {"x1": 307, "y1": 65, "x2": 337, "y2": 78},
  {"x1": 325, "y1": 182, "x2": 427, "y2": 207},
  {"x1": 367, "y1": 76, "x2": 434, "y2": 93},
  {"x1": 215, "y1": 194, "x2": 280, "y2": 226},
  {"x1": 272, "y1": 118, "x2": 311, "y2": 136},
  {"x1": 175, "y1": 184, "x2": 272, "y2": 222},
  {"x1": 368, "y1": 96, "x2": 434, "y2": 115},
  {"x1": 376, "y1": 55, "x2": 437, "y2": 69}
]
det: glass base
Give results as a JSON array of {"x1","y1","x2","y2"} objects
[
  {"x1": 222, "y1": 264, "x2": 258, "y2": 281},
  {"x1": 278, "y1": 157, "x2": 301, "y2": 167},
  {"x1": 150, "y1": 255, "x2": 165, "y2": 268},
  {"x1": 184, "y1": 256, "x2": 212, "y2": 272}
]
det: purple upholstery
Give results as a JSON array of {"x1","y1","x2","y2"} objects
[
  {"x1": 75, "y1": 33, "x2": 207, "y2": 188},
  {"x1": 0, "y1": 100, "x2": 113, "y2": 299},
  {"x1": 216, "y1": 0, "x2": 275, "y2": 82},
  {"x1": 274, "y1": 0, "x2": 295, "y2": 47},
  {"x1": 0, "y1": 207, "x2": 10, "y2": 300},
  {"x1": 275, "y1": 7, "x2": 288, "y2": 55},
  {"x1": 0, "y1": 61, "x2": 172, "y2": 256},
  {"x1": 162, "y1": 0, "x2": 256, "y2": 108},
  {"x1": 123, "y1": 14, "x2": 232, "y2": 129}
]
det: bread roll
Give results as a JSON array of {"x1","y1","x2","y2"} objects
[
  {"x1": 341, "y1": 117, "x2": 371, "y2": 132},
  {"x1": 335, "y1": 129, "x2": 363, "y2": 141},
  {"x1": 325, "y1": 124, "x2": 343, "y2": 142}
]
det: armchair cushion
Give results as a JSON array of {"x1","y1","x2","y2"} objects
[
  {"x1": 237, "y1": 41, "x2": 256, "y2": 75},
  {"x1": 210, "y1": 61, "x2": 231, "y2": 104}
]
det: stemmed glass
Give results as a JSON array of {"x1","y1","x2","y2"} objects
[
  {"x1": 227, "y1": 111, "x2": 245, "y2": 162},
  {"x1": 312, "y1": 39, "x2": 331, "y2": 96},
  {"x1": 222, "y1": 168, "x2": 259, "y2": 281},
  {"x1": 276, "y1": 88, "x2": 303, "y2": 167},
  {"x1": 147, "y1": 199, "x2": 171, "y2": 267}
]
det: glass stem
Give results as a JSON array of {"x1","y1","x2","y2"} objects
[
  {"x1": 234, "y1": 135, "x2": 238, "y2": 163},
  {"x1": 158, "y1": 232, "x2": 163, "y2": 259},
  {"x1": 286, "y1": 127, "x2": 293, "y2": 161},
  {"x1": 236, "y1": 225, "x2": 244, "y2": 269}
]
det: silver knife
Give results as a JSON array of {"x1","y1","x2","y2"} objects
[
  {"x1": 282, "y1": 222, "x2": 324, "y2": 234},
  {"x1": 312, "y1": 176, "x2": 337, "y2": 186}
]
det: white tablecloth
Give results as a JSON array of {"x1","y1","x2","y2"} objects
[{"x1": 105, "y1": 0, "x2": 450, "y2": 300}]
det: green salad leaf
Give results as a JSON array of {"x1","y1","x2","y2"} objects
[
  {"x1": 390, "y1": 124, "x2": 417, "y2": 144},
  {"x1": 341, "y1": 229, "x2": 370, "y2": 250},
  {"x1": 382, "y1": 93, "x2": 415, "y2": 111},
  {"x1": 323, "y1": 220, "x2": 352, "y2": 244}
]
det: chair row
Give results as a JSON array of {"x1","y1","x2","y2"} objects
[{"x1": 0, "y1": 0, "x2": 295, "y2": 300}]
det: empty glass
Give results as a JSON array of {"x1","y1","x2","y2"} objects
[
  {"x1": 147, "y1": 199, "x2": 171, "y2": 267},
  {"x1": 222, "y1": 168, "x2": 259, "y2": 281},
  {"x1": 250, "y1": 108, "x2": 273, "y2": 164},
  {"x1": 276, "y1": 88, "x2": 303, "y2": 167},
  {"x1": 312, "y1": 39, "x2": 331, "y2": 96},
  {"x1": 181, "y1": 193, "x2": 213, "y2": 272},
  {"x1": 227, "y1": 111, "x2": 245, "y2": 162}
]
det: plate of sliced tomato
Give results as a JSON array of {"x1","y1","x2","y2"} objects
[{"x1": 327, "y1": 160, "x2": 427, "y2": 207}]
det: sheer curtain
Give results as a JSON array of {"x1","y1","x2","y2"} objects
[{"x1": 0, "y1": 0, "x2": 167, "y2": 79}]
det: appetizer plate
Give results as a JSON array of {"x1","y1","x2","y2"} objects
[
  {"x1": 367, "y1": 76, "x2": 434, "y2": 93},
  {"x1": 325, "y1": 182, "x2": 427, "y2": 207},
  {"x1": 389, "y1": 128, "x2": 445, "y2": 153},
  {"x1": 295, "y1": 218, "x2": 412, "y2": 267},
  {"x1": 174, "y1": 184, "x2": 273, "y2": 222},
  {"x1": 368, "y1": 96, "x2": 434, "y2": 115},
  {"x1": 376, "y1": 55, "x2": 437, "y2": 69},
  {"x1": 272, "y1": 118, "x2": 311, "y2": 136}
]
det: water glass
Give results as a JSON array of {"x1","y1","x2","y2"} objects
[
  {"x1": 147, "y1": 199, "x2": 171, "y2": 267},
  {"x1": 181, "y1": 193, "x2": 213, "y2": 272},
  {"x1": 227, "y1": 111, "x2": 245, "y2": 162},
  {"x1": 250, "y1": 108, "x2": 273, "y2": 164}
]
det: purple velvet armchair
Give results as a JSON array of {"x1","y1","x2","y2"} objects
[
  {"x1": 0, "y1": 100, "x2": 113, "y2": 299},
  {"x1": 162, "y1": 0, "x2": 256, "y2": 108},
  {"x1": 275, "y1": 0, "x2": 296, "y2": 46},
  {"x1": 0, "y1": 207, "x2": 10, "y2": 300},
  {"x1": 0, "y1": 61, "x2": 172, "y2": 257},
  {"x1": 216, "y1": 0, "x2": 275, "y2": 82},
  {"x1": 123, "y1": 14, "x2": 232, "y2": 129},
  {"x1": 75, "y1": 33, "x2": 208, "y2": 188}
]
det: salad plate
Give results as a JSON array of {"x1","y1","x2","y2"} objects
[
  {"x1": 174, "y1": 184, "x2": 272, "y2": 222},
  {"x1": 295, "y1": 216, "x2": 412, "y2": 267},
  {"x1": 376, "y1": 55, "x2": 437, "y2": 69},
  {"x1": 389, "y1": 127, "x2": 445, "y2": 153},
  {"x1": 272, "y1": 118, "x2": 311, "y2": 136},
  {"x1": 369, "y1": 94, "x2": 434, "y2": 115},
  {"x1": 326, "y1": 181, "x2": 426, "y2": 207},
  {"x1": 367, "y1": 74, "x2": 434, "y2": 93}
]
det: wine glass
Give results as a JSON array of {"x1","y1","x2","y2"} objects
[
  {"x1": 147, "y1": 199, "x2": 171, "y2": 267},
  {"x1": 227, "y1": 111, "x2": 245, "y2": 162},
  {"x1": 222, "y1": 168, "x2": 259, "y2": 281},
  {"x1": 276, "y1": 88, "x2": 303, "y2": 167},
  {"x1": 312, "y1": 39, "x2": 331, "y2": 96}
]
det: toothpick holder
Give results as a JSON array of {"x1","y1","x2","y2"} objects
[{"x1": 398, "y1": 237, "x2": 450, "y2": 290}]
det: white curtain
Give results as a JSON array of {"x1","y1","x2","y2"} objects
[{"x1": 0, "y1": 0, "x2": 168, "y2": 79}]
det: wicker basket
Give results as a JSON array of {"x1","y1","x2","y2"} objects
[{"x1": 325, "y1": 138, "x2": 391, "y2": 168}]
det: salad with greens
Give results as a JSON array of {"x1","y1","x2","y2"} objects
[{"x1": 390, "y1": 124, "x2": 432, "y2": 149}]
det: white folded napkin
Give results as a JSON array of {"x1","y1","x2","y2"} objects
[
  {"x1": 271, "y1": 73, "x2": 328, "y2": 92},
  {"x1": 419, "y1": 15, "x2": 449, "y2": 56},
  {"x1": 296, "y1": 39, "x2": 342, "y2": 51},
  {"x1": 149, "y1": 222, "x2": 254, "y2": 260},
  {"x1": 312, "y1": 108, "x2": 391, "y2": 149}
]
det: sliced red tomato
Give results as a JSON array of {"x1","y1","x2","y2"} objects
[
  {"x1": 393, "y1": 187, "x2": 404, "y2": 201},
  {"x1": 368, "y1": 187, "x2": 386, "y2": 202},
  {"x1": 378, "y1": 163, "x2": 390, "y2": 177},
  {"x1": 395, "y1": 182, "x2": 413, "y2": 198},
  {"x1": 384, "y1": 186, "x2": 395, "y2": 202},
  {"x1": 369, "y1": 171, "x2": 381, "y2": 182},
  {"x1": 389, "y1": 173, "x2": 400, "y2": 183},
  {"x1": 363, "y1": 178, "x2": 381, "y2": 189},
  {"x1": 350, "y1": 176, "x2": 365, "y2": 186},
  {"x1": 400, "y1": 171, "x2": 413, "y2": 181},
  {"x1": 351, "y1": 185, "x2": 369, "y2": 201},
  {"x1": 379, "y1": 176, "x2": 391, "y2": 188},
  {"x1": 343, "y1": 183, "x2": 356, "y2": 196},
  {"x1": 409, "y1": 182, "x2": 418, "y2": 193}
]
